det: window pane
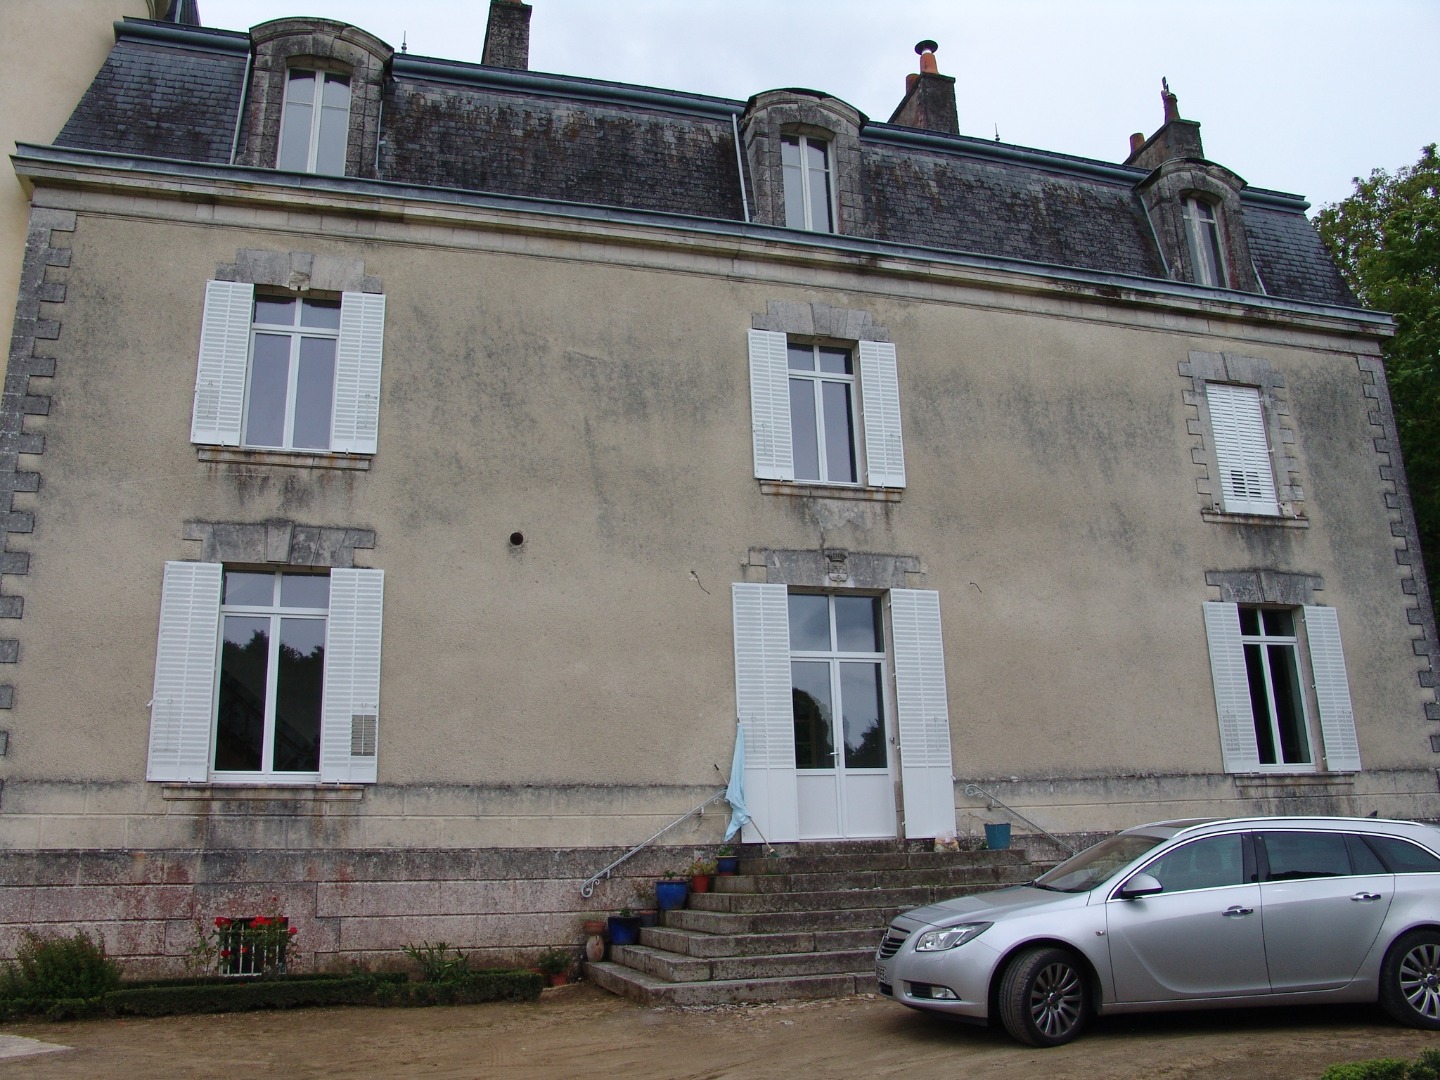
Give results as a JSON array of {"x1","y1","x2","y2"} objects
[
  {"x1": 320, "y1": 72, "x2": 350, "y2": 108},
  {"x1": 1346, "y1": 834, "x2": 1388, "y2": 876},
  {"x1": 787, "y1": 593, "x2": 831, "y2": 652},
  {"x1": 292, "y1": 337, "x2": 336, "y2": 449},
  {"x1": 285, "y1": 69, "x2": 316, "y2": 104},
  {"x1": 1268, "y1": 642, "x2": 1311, "y2": 763},
  {"x1": 840, "y1": 661, "x2": 886, "y2": 768},
  {"x1": 789, "y1": 378, "x2": 820, "y2": 481},
  {"x1": 1244, "y1": 642, "x2": 1278, "y2": 765},
  {"x1": 1238, "y1": 607, "x2": 1261, "y2": 636},
  {"x1": 215, "y1": 615, "x2": 269, "y2": 771},
  {"x1": 817, "y1": 347, "x2": 850, "y2": 375},
  {"x1": 245, "y1": 334, "x2": 290, "y2": 447},
  {"x1": 280, "y1": 573, "x2": 330, "y2": 609},
  {"x1": 780, "y1": 135, "x2": 801, "y2": 167},
  {"x1": 1262, "y1": 832, "x2": 1350, "y2": 880},
  {"x1": 1143, "y1": 835, "x2": 1244, "y2": 893},
  {"x1": 273, "y1": 617, "x2": 324, "y2": 772},
  {"x1": 316, "y1": 102, "x2": 349, "y2": 175},
  {"x1": 277, "y1": 98, "x2": 314, "y2": 171},
  {"x1": 1261, "y1": 609, "x2": 1295, "y2": 637},
  {"x1": 821, "y1": 381, "x2": 856, "y2": 483},
  {"x1": 787, "y1": 344, "x2": 815, "y2": 372},
  {"x1": 254, "y1": 296, "x2": 297, "y2": 327},
  {"x1": 300, "y1": 298, "x2": 341, "y2": 330},
  {"x1": 791, "y1": 660, "x2": 834, "y2": 769},
  {"x1": 1368, "y1": 835, "x2": 1440, "y2": 874},
  {"x1": 224, "y1": 571, "x2": 275, "y2": 606},
  {"x1": 783, "y1": 160, "x2": 806, "y2": 230},
  {"x1": 806, "y1": 143, "x2": 833, "y2": 232},
  {"x1": 834, "y1": 595, "x2": 881, "y2": 652}
]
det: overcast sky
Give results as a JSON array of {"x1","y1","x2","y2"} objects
[{"x1": 198, "y1": 0, "x2": 1436, "y2": 212}]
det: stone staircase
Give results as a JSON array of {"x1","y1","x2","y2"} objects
[{"x1": 588, "y1": 839, "x2": 1046, "y2": 1006}]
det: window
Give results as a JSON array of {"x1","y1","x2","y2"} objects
[
  {"x1": 1205, "y1": 383, "x2": 1278, "y2": 516},
  {"x1": 148, "y1": 561, "x2": 384, "y2": 784},
  {"x1": 277, "y1": 68, "x2": 350, "y2": 175},
  {"x1": 789, "y1": 593, "x2": 887, "y2": 770},
  {"x1": 781, "y1": 134, "x2": 834, "y2": 232},
  {"x1": 1257, "y1": 831, "x2": 1351, "y2": 880},
  {"x1": 1141, "y1": 835, "x2": 1247, "y2": 893},
  {"x1": 191, "y1": 281, "x2": 385, "y2": 455},
  {"x1": 747, "y1": 331, "x2": 905, "y2": 489},
  {"x1": 1202, "y1": 602, "x2": 1360, "y2": 774},
  {"x1": 1183, "y1": 196, "x2": 1226, "y2": 286}
]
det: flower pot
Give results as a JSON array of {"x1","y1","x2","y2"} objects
[
  {"x1": 716, "y1": 855, "x2": 740, "y2": 875},
  {"x1": 638, "y1": 908, "x2": 659, "y2": 928},
  {"x1": 655, "y1": 879, "x2": 689, "y2": 910},
  {"x1": 607, "y1": 915, "x2": 641, "y2": 947},
  {"x1": 547, "y1": 972, "x2": 570, "y2": 987},
  {"x1": 984, "y1": 822, "x2": 1012, "y2": 850},
  {"x1": 690, "y1": 873, "x2": 712, "y2": 893}
]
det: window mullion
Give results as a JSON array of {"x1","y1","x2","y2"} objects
[
  {"x1": 260, "y1": 611, "x2": 281, "y2": 773},
  {"x1": 811, "y1": 375, "x2": 829, "y2": 482},
  {"x1": 282, "y1": 331, "x2": 301, "y2": 449}
]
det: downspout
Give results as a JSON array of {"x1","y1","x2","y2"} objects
[
  {"x1": 732, "y1": 112, "x2": 750, "y2": 223},
  {"x1": 374, "y1": 88, "x2": 385, "y2": 177},
  {"x1": 228, "y1": 46, "x2": 254, "y2": 166}
]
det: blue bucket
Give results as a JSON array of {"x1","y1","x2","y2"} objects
[{"x1": 984, "y1": 822, "x2": 1012, "y2": 850}]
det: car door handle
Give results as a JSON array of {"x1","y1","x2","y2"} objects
[
  {"x1": 1221, "y1": 905, "x2": 1254, "y2": 917},
  {"x1": 1352, "y1": 892, "x2": 1383, "y2": 902}
]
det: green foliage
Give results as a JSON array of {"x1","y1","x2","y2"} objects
[
  {"x1": 370, "y1": 970, "x2": 542, "y2": 1007},
  {"x1": 535, "y1": 948, "x2": 573, "y2": 975},
  {"x1": 1320, "y1": 1050, "x2": 1440, "y2": 1080},
  {"x1": 0, "y1": 931, "x2": 121, "y2": 1002},
  {"x1": 1408, "y1": 1049, "x2": 1440, "y2": 1080},
  {"x1": 1317, "y1": 145, "x2": 1440, "y2": 620},
  {"x1": 401, "y1": 941, "x2": 469, "y2": 983}
]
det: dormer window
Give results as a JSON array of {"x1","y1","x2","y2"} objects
[
  {"x1": 1183, "y1": 196, "x2": 1227, "y2": 287},
  {"x1": 781, "y1": 134, "x2": 835, "y2": 233},
  {"x1": 277, "y1": 69, "x2": 350, "y2": 174}
]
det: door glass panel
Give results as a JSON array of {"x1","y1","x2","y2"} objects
[
  {"x1": 1367, "y1": 835, "x2": 1440, "y2": 873},
  {"x1": 834, "y1": 595, "x2": 881, "y2": 652},
  {"x1": 273, "y1": 617, "x2": 324, "y2": 772},
  {"x1": 787, "y1": 594, "x2": 830, "y2": 651},
  {"x1": 1142, "y1": 835, "x2": 1244, "y2": 893},
  {"x1": 1261, "y1": 831, "x2": 1350, "y2": 880},
  {"x1": 216, "y1": 615, "x2": 269, "y2": 771},
  {"x1": 840, "y1": 662, "x2": 886, "y2": 768},
  {"x1": 791, "y1": 660, "x2": 834, "y2": 769}
]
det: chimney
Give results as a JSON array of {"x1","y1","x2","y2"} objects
[
  {"x1": 887, "y1": 40, "x2": 959, "y2": 136},
  {"x1": 1124, "y1": 77, "x2": 1204, "y2": 169},
  {"x1": 482, "y1": 0, "x2": 532, "y2": 70}
]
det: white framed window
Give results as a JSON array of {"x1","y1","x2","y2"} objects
[
  {"x1": 191, "y1": 281, "x2": 386, "y2": 455},
  {"x1": 788, "y1": 593, "x2": 888, "y2": 770},
  {"x1": 1183, "y1": 196, "x2": 1227, "y2": 287},
  {"x1": 1202, "y1": 602, "x2": 1360, "y2": 774},
  {"x1": 781, "y1": 134, "x2": 835, "y2": 232},
  {"x1": 277, "y1": 68, "x2": 350, "y2": 175},
  {"x1": 148, "y1": 561, "x2": 384, "y2": 784},
  {"x1": 1205, "y1": 382, "x2": 1278, "y2": 516},
  {"x1": 748, "y1": 330, "x2": 905, "y2": 489}
]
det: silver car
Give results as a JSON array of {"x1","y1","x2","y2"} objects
[{"x1": 876, "y1": 816, "x2": 1440, "y2": 1046}]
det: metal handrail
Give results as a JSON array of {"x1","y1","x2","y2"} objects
[
  {"x1": 964, "y1": 783, "x2": 1078, "y2": 855},
  {"x1": 579, "y1": 788, "x2": 729, "y2": 898}
]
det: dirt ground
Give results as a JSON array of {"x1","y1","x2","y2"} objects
[{"x1": 3, "y1": 982, "x2": 1439, "y2": 1080}]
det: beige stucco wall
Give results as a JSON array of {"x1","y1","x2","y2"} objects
[{"x1": 0, "y1": 169, "x2": 1432, "y2": 852}]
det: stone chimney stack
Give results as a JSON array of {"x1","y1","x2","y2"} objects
[
  {"x1": 1125, "y1": 77, "x2": 1204, "y2": 169},
  {"x1": 482, "y1": 0, "x2": 532, "y2": 70},
  {"x1": 887, "y1": 40, "x2": 959, "y2": 135}
]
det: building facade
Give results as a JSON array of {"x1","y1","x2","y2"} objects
[{"x1": 0, "y1": 3, "x2": 1433, "y2": 971}]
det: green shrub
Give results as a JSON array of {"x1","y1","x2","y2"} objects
[
  {"x1": 0, "y1": 931, "x2": 121, "y2": 1001},
  {"x1": 402, "y1": 941, "x2": 469, "y2": 983},
  {"x1": 1320, "y1": 1060, "x2": 1412, "y2": 1080},
  {"x1": 1409, "y1": 1050, "x2": 1440, "y2": 1080},
  {"x1": 372, "y1": 970, "x2": 542, "y2": 1007}
]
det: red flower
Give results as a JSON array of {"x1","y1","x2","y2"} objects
[
  {"x1": 240, "y1": 946, "x2": 250, "y2": 954},
  {"x1": 214, "y1": 917, "x2": 229, "y2": 928},
  {"x1": 288, "y1": 926, "x2": 298, "y2": 935},
  {"x1": 252, "y1": 916, "x2": 268, "y2": 927},
  {"x1": 220, "y1": 949, "x2": 230, "y2": 959}
]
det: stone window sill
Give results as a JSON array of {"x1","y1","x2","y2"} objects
[
  {"x1": 1231, "y1": 773, "x2": 1355, "y2": 792},
  {"x1": 1202, "y1": 509, "x2": 1307, "y2": 528},
  {"x1": 160, "y1": 783, "x2": 366, "y2": 801},
  {"x1": 197, "y1": 447, "x2": 371, "y2": 471},
  {"x1": 760, "y1": 481, "x2": 901, "y2": 503}
]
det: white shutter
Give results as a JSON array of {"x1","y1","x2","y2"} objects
[
  {"x1": 890, "y1": 588, "x2": 956, "y2": 839},
  {"x1": 748, "y1": 329, "x2": 793, "y2": 481},
  {"x1": 190, "y1": 281, "x2": 253, "y2": 446},
  {"x1": 859, "y1": 341, "x2": 906, "y2": 488},
  {"x1": 332, "y1": 292, "x2": 386, "y2": 455},
  {"x1": 147, "y1": 561, "x2": 223, "y2": 782},
  {"x1": 1207, "y1": 383, "x2": 1278, "y2": 516},
  {"x1": 1304, "y1": 606, "x2": 1362, "y2": 772},
  {"x1": 320, "y1": 568, "x2": 385, "y2": 783},
  {"x1": 732, "y1": 582, "x2": 799, "y2": 842},
  {"x1": 1202, "y1": 602, "x2": 1263, "y2": 772}
]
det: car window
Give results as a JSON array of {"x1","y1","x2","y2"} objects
[
  {"x1": 1260, "y1": 831, "x2": 1351, "y2": 881},
  {"x1": 1365, "y1": 834, "x2": 1440, "y2": 874},
  {"x1": 1345, "y1": 833, "x2": 1388, "y2": 876},
  {"x1": 1139, "y1": 835, "x2": 1245, "y2": 893},
  {"x1": 1034, "y1": 833, "x2": 1168, "y2": 893}
]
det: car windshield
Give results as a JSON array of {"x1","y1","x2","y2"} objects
[{"x1": 1033, "y1": 833, "x2": 1170, "y2": 893}]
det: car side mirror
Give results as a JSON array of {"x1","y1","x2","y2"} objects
[{"x1": 1117, "y1": 873, "x2": 1163, "y2": 900}]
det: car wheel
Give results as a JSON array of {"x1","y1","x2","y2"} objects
[
  {"x1": 997, "y1": 946, "x2": 1089, "y2": 1047},
  {"x1": 1380, "y1": 930, "x2": 1440, "y2": 1029}
]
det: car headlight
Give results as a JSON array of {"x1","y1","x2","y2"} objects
[{"x1": 913, "y1": 922, "x2": 992, "y2": 952}]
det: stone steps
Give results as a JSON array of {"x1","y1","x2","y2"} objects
[{"x1": 590, "y1": 840, "x2": 1043, "y2": 1006}]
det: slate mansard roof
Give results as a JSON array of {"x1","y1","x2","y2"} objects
[{"x1": 47, "y1": 17, "x2": 1356, "y2": 310}]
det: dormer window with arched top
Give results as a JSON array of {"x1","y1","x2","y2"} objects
[
  {"x1": 781, "y1": 134, "x2": 835, "y2": 232},
  {"x1": 278, "y1": 68, "x2": 351, "y2": 175},
  {"x1": 1183, "y1": 196, "x2": 1227, "y2": 287},
  {"x1": 741, "y1": 90, "x2": 866, "y2": 236}
]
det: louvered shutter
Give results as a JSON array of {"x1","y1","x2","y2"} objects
[
  {"x1": 859, "y1": 341, "x2": 906, "y2": 488},
  {"x1": 332, "y1": 292, "x2": 386, "y2": 454},
  {"x1": 147, "y1": 561, "x2": 223, "y2": 782},
  {"x1": 1207, "y1": 383, "x2": 1278, "y2": 516},
  {"x1": 748, "y1": 330, "x2": 793, "y2": 481},
  {"x1": 1202, "y1": 602, "x2": 1263, "y2": 772},
  {"x1": 732, "y1": 582, "x2": 799, "y2": 842},
  {"x1": 890, "y1": 589, "x2": 956, "y2": 839},
  {"x1": 190, "y1": 281, "x2": 253, "y2": 446},
  {"x1": 1304, "y1": 606, "x2": 1361, "y2": 772},
  {"x1": 319, "y1": 568, "x2": 385, "y2": 783}
]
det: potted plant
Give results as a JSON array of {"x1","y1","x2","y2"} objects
[
  {"x1": 631, "y1": 880, "x2": 659, "y2": 926},
  {"x1": 607, "y1": 907, "x2": 642, "y2": 947},
  {"x1": 655, "y1": 872, "x2": 689, "y2": 911},
  {"x1": 688, "y1": 859, "x2": 717, "y2": 894},
  {"x1": 715, "y1": 844, "x2": 740, "y2": 876},
  {"x1": 537, "y1": 947, "x2": 573, "y2": 987}
]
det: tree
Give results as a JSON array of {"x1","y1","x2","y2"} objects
[{"x1": 1316, "y1": 145, "x2": 1440, "y2": 623}]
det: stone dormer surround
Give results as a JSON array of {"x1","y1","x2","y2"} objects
[
  {"x1": 236, "y1": 18, "x2": 393, "y2": 179},
  {"x1": 741, "y1": 90, "x2": 867, "y2": 236}
]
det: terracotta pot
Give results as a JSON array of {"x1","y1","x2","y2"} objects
[
  {"x1": 548, "y1": 972, "x2": 570, "y2": 987},
  {"x1": 690, "y1": 873, "x2": 712, "y2": 893},
  {"x1": 581, "y1": 919, "x2": 606, "y2": 936}
]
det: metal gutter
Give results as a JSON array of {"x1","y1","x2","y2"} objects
[
  {"x1": 13, "y1": 143, "x2": 1390, "y2": 333},
  {"x1": 115, "y1": 17, "x2": 249, "y2": 54}
]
